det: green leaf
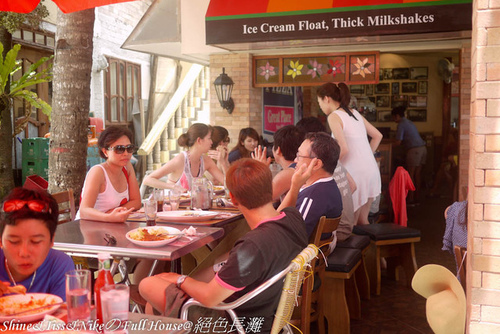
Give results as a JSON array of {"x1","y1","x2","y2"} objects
[
  {"x1": 15, "y1": 90, "x2": 51, "y2": 120},
  {"x1": 0, "y1": 43, "x2": 4, "y2": 71},
  {"x1": 15, "y1": 55, "x2": 53, "y2": 86},
  {"x1": 0, "y1": 44, "x2": 21, "y2": 93},
  {"x1": 307, "y1": 64, "x2": 313, "y2": 69}
]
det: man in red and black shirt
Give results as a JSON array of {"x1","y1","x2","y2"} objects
[{"x1": 139, "y1": 158, "x2": 308, "y2": 333}]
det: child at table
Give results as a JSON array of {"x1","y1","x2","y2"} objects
[
  {"x1": 139, "y1": 159, "x2": 309, "y2": 333},
  {"x1": 0, "y1": 187, "x2": 75, "y2": 300}
]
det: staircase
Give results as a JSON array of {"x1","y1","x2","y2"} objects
[{"x1": 138, "y1": 64, "x2": 210, "y2": 174}]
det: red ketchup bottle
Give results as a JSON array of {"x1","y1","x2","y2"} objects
[{"x1": 94, "y1": 253, "x2": 114, "y2": 324}]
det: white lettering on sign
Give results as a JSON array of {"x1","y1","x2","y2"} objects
[
  {"x1": 367, "y1": 14, "x2": 435, "y2": 26},
  {"x1": 260, "y1": 23, "x2": 295, "y2": 33},
  {"x1": 298, "y1": 20, "x2": 329, "y2": 31},
  {"x1": 271, "y1": 87, "x2": 293, "y2": 96},
  {"x1": 331, "y1": 17, "x2": 365, "y2": 28},
  {"x1": 280, "y1": 110, "x2": 292, "y2": 123},
  {"x1": 268, "y1": 110, "x2": 280, "y2": 123},
  {"x1": 243, "y1": 24, "x2": 258, "y2": 34},
  {"x1": 241, "y1": 12, "x2": 436, "y2": 36}
]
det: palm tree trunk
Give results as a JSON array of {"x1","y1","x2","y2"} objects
[
  {"x1": 0, "y1": 29, "x2": 14, "y2": 198},
  {"x1": 48, "y1": 9, "x2": 95, "y2": 200}
]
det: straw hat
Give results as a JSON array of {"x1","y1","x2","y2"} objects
[{"x1": 411, "y1": 264, "x2": 466, "y2": 334}]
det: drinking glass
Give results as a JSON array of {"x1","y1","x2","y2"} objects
[
  {"x1": 269, "y1": 163, "x2": 282, "y2": 179},
  {"x1": 143, "y1": 199, "x2": 157, "y2": 226},
  {"x1": 153, "y1": 188, "x2": 164, "y2": 212},
  {"x1": 169, "y1": 188, "x2": 182, "y2": 211},
  {"x1": 66, "y1": 269, "x2": 91, "y2": 325},
  {"x1": 100, "y1": 284, "x2": 129, "y2": 334}
]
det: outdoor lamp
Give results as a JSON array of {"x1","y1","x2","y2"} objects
[{"x1": 213, "y1": 68, "x2": 235, "y2": 114}]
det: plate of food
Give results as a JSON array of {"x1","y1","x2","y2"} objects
[
  {"x1": 157, "y1": 210, "x2": 219, "y2": 222},
  {"x1": 0, "y1": 293, "x2": 63, "y2": 322},
  {"x1": 126, "y1": 226, "x2": 182, "y2": 247},
  {"x1": 213, "y1": 185, "x2": 226, "y2": 194}
]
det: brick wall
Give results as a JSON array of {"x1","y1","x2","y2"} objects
[
  {"x1": 469, "y1": 0, "x2": 500, "y2": 331},
  {"x1": 209, "y1": 54, "x2": 262, "y2": 148},
  {"x1": 460, "y1": 45, "x2": 472, "y2": 202}
]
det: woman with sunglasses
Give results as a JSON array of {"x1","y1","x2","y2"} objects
[
  {"x1": 143, "y1": 123, "x2": 227, "y2": 191},
  {"x1": 0, "y1": 188, "x2": 75, "y2": 299},
  {"x1": 77, "y1": 126, "x2": 141, "y2": 222}
]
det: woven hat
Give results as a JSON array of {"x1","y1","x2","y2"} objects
[{"x1": 411, "y1": 264, "x2": 466, "y2": 334}]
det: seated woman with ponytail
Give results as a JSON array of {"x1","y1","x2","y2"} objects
[{"x1": 317, "y1": 82, "x2": 383, "y2": 225}]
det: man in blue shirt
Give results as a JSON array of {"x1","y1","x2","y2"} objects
[
  {"x1": 392, "y1": 106, "x2": 427, "y2": 203},
  {"x1": 0, "y1": 187, "x2": 75, "y2": 300},
  {"x1": 279, "y1": 132, "x2": 343, "y2": 237}
]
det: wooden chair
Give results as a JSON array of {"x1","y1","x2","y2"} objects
[
  {"x1": 454, "y1": 245, "x2": 467, "y2": 291},
  {"x1": 51, "y1": 188, "x2": 76, "y2": 224},
  {"x1": 294, "y1": 216, "x2": 341, "y2": 334},
  {"x1": 180, "y1": 244, "x2": 319, "y2": 334}
]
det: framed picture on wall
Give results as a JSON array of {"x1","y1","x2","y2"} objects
[
  {"x1": 377, "y1": 110, "x2": 392, "y2": 122},
  {"x1": 366, "y1": 84, "x2": 374, "y2": 95},
  {"x1": 409, "y1": 96, "x2": 427, "y2": 108},
  {"x1": 392, "y1": 68, "x2": 410, "y2": 80},
  {"x1": 402, "y1": 82, "x2": 417, "y2": 93},
  {"x1": 381, "y1": 68, "x2": 393, "y2": 80},
  {"x1": 410, "y1": 67, "x2": 428, "y2": 80},
  {"x1": 350, "y1": 85, "x2": 365, "y2": 95},
  {"x1": 408, "y1": 109, "x2": 427, "y2": 122},
  {"x1": 375, "y1": 83, "x2": 390, "y2": 94},
  {"x1": 391, "y1": 95, "x2": 408, "y2": 108},
  {"x1": 376, "y1": 96, "x2": 390, "y2": 108},
  {"x1": 392, "y1": 82, "x2": 399, "y2": 95},
  {"x1": 418, "y1": 81, "x2": 428, "y2": 94}
]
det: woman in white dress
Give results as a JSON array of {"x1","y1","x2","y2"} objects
[{"x1": 317, "y1": 82, "x2": 383, "y2": 225}]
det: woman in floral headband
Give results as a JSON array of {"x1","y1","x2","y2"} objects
[{"x1": 0, "y1": 187, "x2": 74, "y2": 300}]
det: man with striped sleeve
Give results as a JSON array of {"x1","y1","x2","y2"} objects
[{"x1": 278, "y1": 132, "x2": 343, "y2": 237}]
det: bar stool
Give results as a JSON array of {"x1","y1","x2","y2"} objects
[
  {"x1": 337, "y1": 234, "x2": 371, "y2": 306},
  {"x1": 353, "y1": 223, "x2": 421, "y2": 295},
  {"x1": 323, "y1": 247, "x2": 362, "y2": 334}
]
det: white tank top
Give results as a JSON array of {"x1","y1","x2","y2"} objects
[{"x1": 76, "y1": 164, "x2": 129, "y2": 219}]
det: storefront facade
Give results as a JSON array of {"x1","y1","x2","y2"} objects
[{"x1": 202, "y1": 0, "x2": 499, "y2": 331}]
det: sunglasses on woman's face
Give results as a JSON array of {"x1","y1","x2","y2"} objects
[
  {"x1": 107, "y1": 144, "x2": 136, "y2": 154},
  {"x1": 2, "y1": 199, "x2": 51, "y2": 213}
]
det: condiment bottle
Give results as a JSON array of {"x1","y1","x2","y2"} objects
[{"x1": 94, "y1": 253, "x2": 114, "y2": 324}]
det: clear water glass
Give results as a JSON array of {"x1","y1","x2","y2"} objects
[
  {"x1": 66, "y1": 269, "x2": 91, "y2": 325},
  {"x1": 169, "y1": 188, "x2": 182, "y2": 211},
  {"x1": 100, "y1": 284, "x2": 129, "y2": 334}
]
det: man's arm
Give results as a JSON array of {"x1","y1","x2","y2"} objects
[{"x1": 153, "y1": 273, "x2": 234, "y2": 308}]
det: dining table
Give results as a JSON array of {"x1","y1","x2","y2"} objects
[{"x1": 53, "y1": 208, "x2": 250, "y2": 279}]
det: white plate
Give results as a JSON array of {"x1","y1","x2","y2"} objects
[
  {"x1": 0, "y1": 293, "x2": 63, "y2": 322},
  {"x1": 126, "y1": 226, "x2": 181, "y2": 247},
  {"x1": 213, "y1": 185, "x2": 226, "y2": 193},
  {"x1": 157, "y1": 210, "x2": 219, "y2": 222}
]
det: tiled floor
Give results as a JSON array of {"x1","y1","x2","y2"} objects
[{"x1": 349, "y1": 189, "x2": 457, "y2": 334}]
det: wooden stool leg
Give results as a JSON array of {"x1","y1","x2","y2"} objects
[
  {"x1": 324, "y1": 275, "x2": 350, "y2": 334},
  {"x1": 364, "y1": 243, "x2": 379, "y2": 295},
  {"x1": 355, "y1": 254, "x2": 370, "y2": 300},
  {"x1": 400, "y1": 243, "x2": 418, "y2": 287},
  {"x1": 345, "y1": 274, "x2": 361, "y2": 320}
]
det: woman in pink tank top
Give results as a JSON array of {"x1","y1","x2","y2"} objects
[{"x1": 143, "y1": 123, "x2": 228, "y2": 191}]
